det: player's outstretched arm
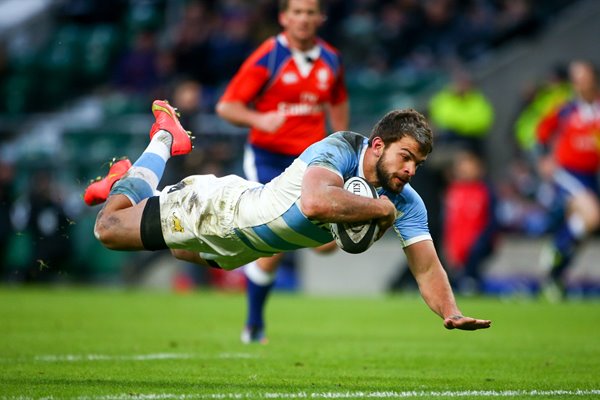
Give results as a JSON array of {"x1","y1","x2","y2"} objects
[{"x1": 404, "y1": 240, "x2": 491, "y2": 331}]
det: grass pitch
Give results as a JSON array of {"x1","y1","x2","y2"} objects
[{"x1": 0, "y1": 286, "x2": 599, "y2": 399}]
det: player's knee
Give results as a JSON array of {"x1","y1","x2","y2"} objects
[
  {"x1": 577, "y1": 193, "x2": 600, "y2": 230},
  {"x1": 93, "y1": 212, "x2": 121, "y2": 249},
  {"x1": 588, "y1": 209, "x2": 600, "y2": 231}
]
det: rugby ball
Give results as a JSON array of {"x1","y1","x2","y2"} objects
[{"x1": 330, "y1": 176, "x2": 380, "y2": 254}]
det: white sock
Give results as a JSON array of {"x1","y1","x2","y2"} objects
[
  {"x1": 245, "y1": 261, "x2": 275, "y2": 286},
  {"x1": 567, "y1": 214, "x2": 586, "y2": 240}
]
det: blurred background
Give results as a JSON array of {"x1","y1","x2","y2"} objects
[{"x1": 1, "y1": 0, "x2": 599, "y2": 298}]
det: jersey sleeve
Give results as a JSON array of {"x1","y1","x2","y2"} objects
[
  {"x1": 391, "y1": 185, "x2": 431, "y2": 248},
  {"x1": 218, "y1": 39, "x2": 273, "y2": 104}
]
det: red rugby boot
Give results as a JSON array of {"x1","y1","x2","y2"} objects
[
  {"x1": 83, "y1": 157, "x2": 132, "y2": 206},
  {"x1": 149, "y1": 100, "x2": 194, "y2": 156}
]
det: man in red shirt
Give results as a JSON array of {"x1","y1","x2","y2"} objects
[
  {"x1": 216, "y1": 0, "x2": 349, "y2": 343},
  {"x1": 442, "y1": 152, "x2": 497, "y2": 294},
  {"x1": 536, "y1": 60, "x2": 600, "y2": 299}
]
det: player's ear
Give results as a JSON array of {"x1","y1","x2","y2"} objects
[
  {"x1": 371, "y1": 137, "x2": 384, "y2": 157},
  {"x1": 316, "y1": 12, "x2": 326, "y2": 27},
  {"x1": 278, "y1": 11, "x2": 288, "y2": 28}
]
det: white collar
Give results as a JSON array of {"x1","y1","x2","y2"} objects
[{"x1": 278, "y1": 33, "x2": 321, "y2": 77}]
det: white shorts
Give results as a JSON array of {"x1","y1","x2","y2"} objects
[{"x1": 158, "y1": 174, "x2": 265, "y2": 270}]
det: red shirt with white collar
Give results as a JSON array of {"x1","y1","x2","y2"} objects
[
  {"x1": 219, "y1": 33, "x2": 348, "y2": 156},
  {"x1": 537, "y1": 98, "x2": 600, "y2": 173}
]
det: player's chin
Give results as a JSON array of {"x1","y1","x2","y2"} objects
[{"x1": 388, "y1": 181, "x2": 405, "y2": 194}]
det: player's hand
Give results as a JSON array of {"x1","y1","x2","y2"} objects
[
  {"x1": 374, "y1": 195, "x2": 396, "y2": 240},
  {"x1": 444, "y1": 315, "x2": 492, "y2": 330},
  {"x1": 256, "y1": 111, "x2": 286, "y2": 133}
]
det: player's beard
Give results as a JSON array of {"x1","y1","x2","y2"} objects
[{"x1": 375, "y1": 153, "x2": 407, "y2": 194}]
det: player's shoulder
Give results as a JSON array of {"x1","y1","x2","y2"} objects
[
  {"x1": 316, "y1": 37, "x2": 344, "y2": 70},
  {"x1": 557, "y1": 100, "x2": 579, "y2": 117},
  {"x1": 328, "y1": 131, "x2": 367, "y2": 146},
  {"x1": 250, "y1": 37, "x2": 276, "y2": 57},
  {"x1": 244, "y1": 36, "x2": 282, "y2": 66},
  {"x1": 317, "y1": 37, "x2": 341, "y2": 55},
  {"x1": 299, "y1": 132, "x2": 365, "y2": 170}
]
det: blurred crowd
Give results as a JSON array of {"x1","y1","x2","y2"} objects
[
  {"x1": 0, "y1": 0, "x2": 598, "y2": 298},
  {"x1": 0, "y1": 0, "x2": 577, "y2": 113}
]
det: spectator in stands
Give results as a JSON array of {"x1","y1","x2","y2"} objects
[
  {"x1": 536, "y1": 60, "x2": 600, "y2": 300},
  {"x1": 208, "y1": 7, "x2": 255, "y2": 83},
  {"x1": 111, "y1": 29, "x2": 160, "y2": 97},
  {"x1": 428, "y1": 66, "x2": 495, "y2": 158},
  {"x1": 408, "y1": 0, "x2": 462, "y2": 70},
  {"x1": 216, "y1": 0, "x2": 349, "y2": 344},
  {"x1": 514, "y1": 64, "x2": 571, "y2": 164},
  {"x1": 442, "y1": 151, "x2": 498, "y2": 295},
  {"x1": 171, "y1": 1, "x2": 217, "y2": 86}
]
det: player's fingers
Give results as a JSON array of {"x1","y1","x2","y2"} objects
[
  {"x1": 476, "y1": 319, "x2": 492, "y2": 329},
  {"x1": 460, "y1": 319, "x2": 492, "y2": 330}
]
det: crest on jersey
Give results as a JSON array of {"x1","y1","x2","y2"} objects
[
  {"x1": 171, "y1": 213, "x2": 184, "y2": 233},
  {"x1": 317, "y1": 68, "x2": 330, "y2": 90}
]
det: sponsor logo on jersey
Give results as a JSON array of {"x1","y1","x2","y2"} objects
[{"x1": 277, "y1": 102, "x2": 324, "y2": 116}]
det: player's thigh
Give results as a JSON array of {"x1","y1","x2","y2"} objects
[{"x1": 256, "y1": 253, "x2": 286, "y2": 273}]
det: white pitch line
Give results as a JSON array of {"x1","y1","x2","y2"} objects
[
  {"x1": 34, "y1": 353, "x2": 194, "y2": 362},
  {"x1": 3, "y1": 390, "x2": 600, "y2": 400},
  {"x1": 20, "y1": 353, "x2": 256, "y2": 363}
]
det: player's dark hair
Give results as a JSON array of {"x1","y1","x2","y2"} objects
[
  {"x1": 369, "y1": 109, "x2": 434, "y2": 155},
  {"x1": 279, "y1": 0, "x2": 323, "y2": 12}
]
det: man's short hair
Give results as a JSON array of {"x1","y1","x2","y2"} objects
[
  {"x1": 369, "y1": 109, "x2": 434, "y2": 155},
  {"x1": 279, "y1": 0, "x2": 323, "y2": 12}
]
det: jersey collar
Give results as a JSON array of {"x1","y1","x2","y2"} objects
[
  {"x1": 358, "y1": 137, "x2": 368, "y2": 179},
  {"x1": 358, "y1": 137, "x2": 383, "y2": 192}
]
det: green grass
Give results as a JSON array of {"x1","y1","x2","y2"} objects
[{"x1": 0, "y1": 287, "x2": 599, "y2": 399}]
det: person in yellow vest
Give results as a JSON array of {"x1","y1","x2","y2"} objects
[
  {"x1": 428, "y1": 67, "x2": 494, "y2": 158},
  {"x1": 514, "y1": 65, "x2": 571, "y2": 159}
]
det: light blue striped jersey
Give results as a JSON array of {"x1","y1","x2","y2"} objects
[{"x1": 234, "y1": 131, "x2": 431, "y2": 255}]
